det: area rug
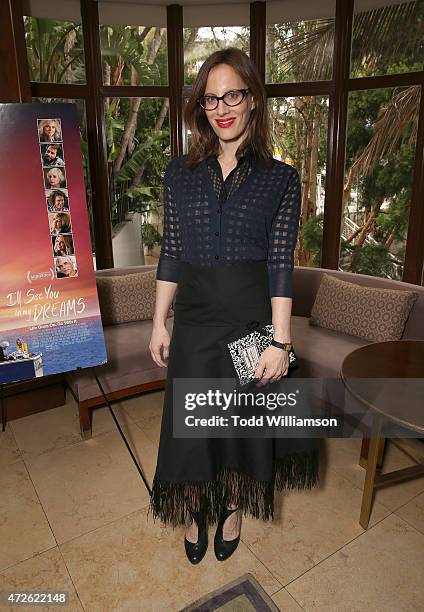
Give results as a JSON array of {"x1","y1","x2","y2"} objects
[{"x1": 179, "y1": 573, "x2": 280, "y2": 611}]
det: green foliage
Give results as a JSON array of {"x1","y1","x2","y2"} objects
[
  {"x1": 346, "y1": 89, "x2": 391, "y2": 165},
  {"x1": 184, "y1": 27, "x2": 249, "y2": 85},
  {"x1": 104, "y1": 102, "x2": 125, "y2": 160},
  {"x1": 99, "y1": 24, "x2": 166, "y2": 86},
  {"x1": 266, "y1": 2, "x2": 424, "y2": 83},
  {"x1": 269, "y1": 96, "x2": 329, "y2": 171},
  {"x1": 267, "y1": 2, "x2": 422, "y2": 279},
  {"x1": 267, "y1": 20, "x2": 334, "y2": 83},
  {"x1": 346, "y1": 83, "x2": 418, "y2": 278},
  {"x1": 350, "y1": 243, "x2": 393, "y2": 276},
  {"x1": 115, "y1": 134, "x2": 159, "y2": 182},
  {"x1": 25, "y1": 8, "x2": 423, "y2": 281},
  {"x1": 24, "y1": 17, "x2": 85, "y2": 83},
  {"x1": 141, "y1": 223, "x2": 162, "y2": 249},
  {"x1": 123, "y1": 187, "x2": 160, "y2": 216},
  {"x1": 301, "y1": 214, "x2": 323, "y2": 266},
  {"x1": 375, "y1": 190, "x2": 410, "y2": 248},
  {"x1": 99, "y1": 78, "x2": 171, "y2": 222}
]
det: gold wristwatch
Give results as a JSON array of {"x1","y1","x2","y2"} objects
[{"x1": 270, "y1": 339, "x2": 293, "y2": 351}]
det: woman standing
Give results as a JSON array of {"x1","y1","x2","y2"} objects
[{"x1": 149, "y1": 48, "x2": 320, "y2": 564}]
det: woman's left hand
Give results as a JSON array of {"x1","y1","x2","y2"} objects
[{"x1": 254, "y1": 345, "x2": 289, "y2": 387}]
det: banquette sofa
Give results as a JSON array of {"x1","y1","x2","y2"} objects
[{"x1": 66, "y1": 265, "x2": 424, "y2": 439}]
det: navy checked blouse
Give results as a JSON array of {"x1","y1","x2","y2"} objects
[{"x1": 156, "y1": 148, "x2": 301, "y2": 298}]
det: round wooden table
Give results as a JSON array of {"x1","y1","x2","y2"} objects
[{"x1": 340, "y1": 340, "x2": 424, "y2": 529}]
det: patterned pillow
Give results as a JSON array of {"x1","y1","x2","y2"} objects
[
  {"x1": 96, "y1": 268, "x2": 172, "y2": 326},
  {"x1": 310, "y1": 273, "x2": 418, "y2": 342}
]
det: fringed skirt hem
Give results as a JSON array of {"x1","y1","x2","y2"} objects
[{"x1": 147, "y1": 447, "x2": 320, "y2": 528}]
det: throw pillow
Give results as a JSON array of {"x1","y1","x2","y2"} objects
[
  {"x1": 310, "y1": 273, "x2": 418, "y2": 342},
  {"x1": 96, "y1": 268, "x2": 172, "y2": 326}
]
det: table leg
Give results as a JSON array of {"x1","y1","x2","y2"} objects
[
  {"x1": 359, "y1": 437, "x2": 369, "y2": 468},
  {"x1": 359, "y1": 436, "x2": 386, "y2": 469},
  {"x1": 377, "y1": 438, "x2": 386, "y2": 468},
  {"x1": 360, "y1": 413, "x2": 384, "y2": 529}
]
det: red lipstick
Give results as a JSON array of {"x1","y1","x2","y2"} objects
[{"x1": 216, "y1": 118, "x2": 235, "y2": 128}]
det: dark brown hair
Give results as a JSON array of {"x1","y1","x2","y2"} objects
[{"x1": 183, "y1": 47, "x2": 273, "y2": 169}]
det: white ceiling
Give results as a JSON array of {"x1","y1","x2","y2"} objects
[
  {"x1": 98, "y1": 0, "x2": 405, "y2": 6},
  {"x1": 24, "y1": 0, "x2": 411, "y2": 27},
  {"x1": 101, "y1": 0, "x2": 247, "y2": 4}
]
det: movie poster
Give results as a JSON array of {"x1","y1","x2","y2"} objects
[{"x1": 0, "y1": 103, "x2": 107, "y2": 384}]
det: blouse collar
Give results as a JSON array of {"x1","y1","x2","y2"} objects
[{"x1": 207, "y1": 144, "x2": 256, "y2": 170}]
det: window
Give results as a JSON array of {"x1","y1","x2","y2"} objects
[
  {"x1": 184, "y1": 27, "x2": 250, "y2": 85},
  {"x1": 340, "y1": 86, "x2": 420, "y2": 279},
  {"x1": 19, "y1": 1, "x2": 424, "y2": 282},
  {"x1": 103, "y1": 97, "x2": 170, "y2": 268},
  {"x1": 269, "y1": 96, "x2": 329, "y2": 268},
  {"x1": 266, "y1": 18, "x2": 335, "y2": 83},
  {"x1": 351, "y1": 0, "x2": 424, "y2": 78}
]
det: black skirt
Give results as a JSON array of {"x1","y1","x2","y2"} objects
[{"x1": 148, "y1": 260, "x2": 320, "y2": 527}]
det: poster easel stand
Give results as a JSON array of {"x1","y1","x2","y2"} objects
[{"x1": 89, "y1": 367, "x2": 152, "y2": 495}]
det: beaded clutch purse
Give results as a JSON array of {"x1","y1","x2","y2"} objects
[{"x1": 222, "y1": 320, "x2": 298, "y2": 389}]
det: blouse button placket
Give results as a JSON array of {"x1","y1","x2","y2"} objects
[
  {"x1": 215, "y1": 208, "x2": 222, "y2": 259},
  {"x1": 215, "y1": 182, "x2": 225, "y2": 261}
]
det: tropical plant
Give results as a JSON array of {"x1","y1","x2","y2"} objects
[
  {"x1": 142, "y1": 222, "x2": 162, "y2": 251},
  {"x1": 25, "y1": 6, "x2": 424, "y2": 278},
  {"x1": 350, "y1": 243, "x2": 394, "y2": 277},
  {"x1": 24, "y1": 17, "x2": 85, "y2": 83},
  {"x1": 268, "y1": 1, "x2": 424, "y2": 278},
  {"x1": 184, "y1": 27, "x2": 249, "y2": 84},
  {"x1": 98, "y1": 25, "x2": 171, "y2": 227},
  {"x1": 267, "y1": 1, "x2": 423, "y2": 83},
  {"x1": 301, "y1": 214, "x2": 324, "y2": 267}
]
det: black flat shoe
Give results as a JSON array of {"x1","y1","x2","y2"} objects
[
  {"x1": 214, "y1": 505, "x2": 241, "y2": 562},
  {"x1": 184, "y1": 506, "x2": 208, "y2": 565}
]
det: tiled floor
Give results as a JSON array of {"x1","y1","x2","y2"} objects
[{"x1": 1, "y1": 390, "x2": 424, "y2": 611}]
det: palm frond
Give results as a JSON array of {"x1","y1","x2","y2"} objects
[
  {"x1": 115, "y1": 132, "x2": 163, "y2": 182},
  {"x1": 104, "y1": 103, "x2": 125, "y2": 153},
  {"x1": 351, "y1": 85, "x2": 420, "y2": 177},
  {"x1": 100, "y1": 24, "x2": 162, "y2": 85},
  {"x1": 275, "y1": 19, "x2": 335, "y2": 81},
  {"x1": 126, "y1": 186, "x2": 156, "y2": 200},
  {"x1": 270, "y1": 1, "x2": 423, "y2": 82},
  {"x1": 351, "y1": 1, "x2": 422, "y2": 76}
]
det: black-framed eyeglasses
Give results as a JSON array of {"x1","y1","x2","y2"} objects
[{"x1": 197, "y1": 88, "x2": 250, "y2": 111}]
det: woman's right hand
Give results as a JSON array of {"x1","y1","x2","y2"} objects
[{"x1": 149, "y1": 324, "x2": 170, "y2": 368}]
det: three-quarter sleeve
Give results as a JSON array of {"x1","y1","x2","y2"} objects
[
  {"x1": 156, "y1": 159, "x2": 183, "y2": 283},
  {"x1": 267, "y1": 167, "x2": 301, "y2": 298}
]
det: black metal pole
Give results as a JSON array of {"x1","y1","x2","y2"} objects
[{"x1": 90, "y1": 368, "x2": 152, "y2": 496}]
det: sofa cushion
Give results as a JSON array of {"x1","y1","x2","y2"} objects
[
  {"x1": 96, "y1": 268, "x2": 172, "y2": 326},
  {"x1": 309, "y1": 273, "x2": 418, "y2": 343}
]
